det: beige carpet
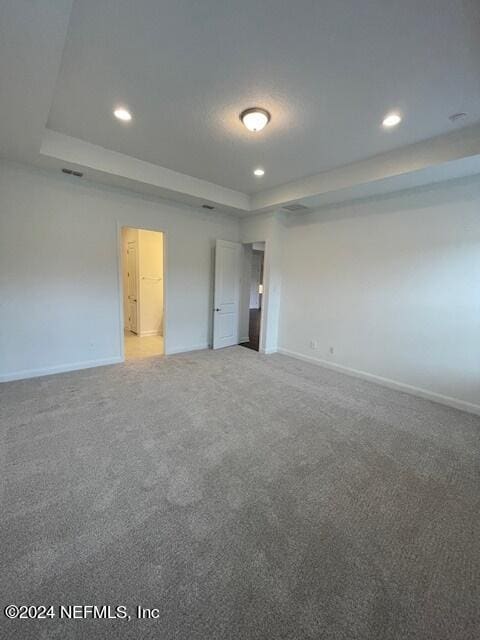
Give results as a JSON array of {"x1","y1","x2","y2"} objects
[{"x1": 1, "y1": 347, "x2": 479, "y2": 639}]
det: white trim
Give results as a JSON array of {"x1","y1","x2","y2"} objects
[
  {"x1": 277, "y1": 348, "x2": 480, "y2": 416},
  {"x1": 116, "y1": 222, "x2": 126, "y2": 362},
  {"x1": 138, "y1": 330, "x2": 163, "y2": 337},
  {"x1": 40, "y1": 127, "x2": 480, "y2": 216},
  {"x1": 0, "y1": 357, "x2": 123, "y2": 383},
  {"x1": 167, "y1": 343, "x2": 209, "y2": 355},
  {"x1": 259, "y1": 240, "x2": 267, "y2": 354},
  {"x1": 261, "y1": 348, "x2": 278, "y2": 355},
  {"x1": 41, "y1": 130, "x2": 250, "y2": 213}
]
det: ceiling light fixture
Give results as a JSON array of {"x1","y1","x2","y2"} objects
[
  {"x1": 382, "y1": 112, "x2": 402, "y2": 128},
  {"x1": 240, "y1": 107, "x2": 271, "y2": 132},
  {"x1": 114, "y1": 107, "x2": 132, "y2": 122},
  {"x1": 254, "y1": 168, "x2": 265, "y2": 177}
]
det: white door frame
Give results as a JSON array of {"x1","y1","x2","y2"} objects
[
  {"x1": 242, "y1": 239, "x2": 267, "y2": 353},
  {"x1": 259, "y1": 240, "x2": 268, "y2": 353},
  {"x1": 239, "y1": 241, "x2": 266, "y2": 352},
  {"x1": 116, "y1": 222, "x2": 167, "y2": 361},
  {"x1": 255, "y1": 244, "x2": 265, "y2": 353}
]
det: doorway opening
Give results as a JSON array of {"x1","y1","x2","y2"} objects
[
  {"x1": 240, "y1": 242, "x2": 265, "y2": 352},
  {"x1": 121, "y1": 227, "x2": 164, "y2": 360}
]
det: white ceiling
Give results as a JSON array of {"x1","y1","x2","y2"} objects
[
  {"x1": 0, "y1": 0, "x2": 73, "y2": 161},
  {"x1": 47, "y1": 0, "x2": 480, "y2": 194},
  {"x1": 1, "y1": 0, "x2": 480, "y2": 215}
]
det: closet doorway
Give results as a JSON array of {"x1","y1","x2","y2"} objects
[
  {"x1": 121, "y1": 227, "x2": 165, "y2": 360},
  {"x1": 240, "y1": 242, "x2": 265, "y2": 352}
]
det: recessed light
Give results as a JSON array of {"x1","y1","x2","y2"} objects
[
  {"x1": 382, "y1": 112, "x2": 402, "y2": 128},
  {"x1": 114, "y1": 107, "x2": 132, "y2": 122},
  {"x1": 240, "y1": 108, "x2": 271, "y2": 132},
  {"x1": 254, "y1": 168, "x2": 265, "y2": 177}
]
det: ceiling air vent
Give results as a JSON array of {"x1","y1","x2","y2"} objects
[
  {"x1": 62, "y1": 168, "x2": 83, "y2": 178},
  {"x1": 449, "y1": 112, "x2": 467, "y2": 123},
  {"x1": 202, "y1": 204, "x2": 215, "y2": 210},
  {"x1": 283, "y1": 203, "x2": 309, "y2": 212}
]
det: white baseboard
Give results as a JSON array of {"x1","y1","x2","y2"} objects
[
  {"x1": 0, "y1": 356, "x2": 123, "y2": 383},
  {"x1": 277, "y1": 348, "x2": 480, "y2": 416},
  {"x1": 166, "y1": 343, "x2": 210, "y2": 355},
  {"x1": 261, "y1": 347, "x2": 278, "y2": 355},
  {"x1": 138, "y1": 330, "x2": 163, "y2": 337}
]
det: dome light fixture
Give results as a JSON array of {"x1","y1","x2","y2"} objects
[{"x1": 240, "y1": 107, "x2": 271, "y2": 132}]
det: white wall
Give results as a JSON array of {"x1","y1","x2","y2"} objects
[
  {"x1": 2, "y1": 160, "x2": 479, "y2": 414},
  {"x1": 278, "y1": 177, "x2": 480, "y2": 412},
  {"x1": 0, "y1": 161, "x2": 239, "y2": 380}
]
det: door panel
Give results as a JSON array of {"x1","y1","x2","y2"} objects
[
  {"x1": 213, "y1": 239, "x2": 241, "y2": 349},
  {"x1": 217, "y1": 312, "x2": 236, "y2": 341},
  {"x1": 127, "y1": 241, "x2": 138, "y2": 333},
  {"x1": 128, "y1": 300, "x2": 137, "y2": 334}
]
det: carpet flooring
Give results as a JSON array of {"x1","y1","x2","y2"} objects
[{"x1": 1, "y1": 347, "x2": 479, "y2": 639}]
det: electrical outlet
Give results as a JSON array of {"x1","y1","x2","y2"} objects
[{"x1": 310, "y1": 340, "x2": 318, "y2": 350}]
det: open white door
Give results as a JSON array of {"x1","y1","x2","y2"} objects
[
  {"x1": 213, "y1": 239, "x2": 241, "y2": 349},
  {"x1": 127, "y1": 241, "x2": 139, "y2": 334}
]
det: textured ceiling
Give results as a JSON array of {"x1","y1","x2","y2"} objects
[{"x1": 46, "y1": 0, "x2": 480, "y2": 194}]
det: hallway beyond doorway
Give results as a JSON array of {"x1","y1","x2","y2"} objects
[
  {"x1": 240, "y1": 309, "x2": 261, "y2": 351},
  {"x1": 124, "y1": 330, "x2": 164, "y2": 360},
  {"x1": 122, "y1": 226, "x2": 165, "y2": 360},
  {"x1": 240, "y1": 242, "x2": 264, "y2": 352}
]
